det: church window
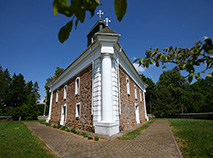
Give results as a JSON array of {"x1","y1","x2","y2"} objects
[
  {"x1": 75, "y1": 77, "x2": 80, "y2": 95},
  {"x1": 56, "y1": 89, "x2": 59, "y2": 103},
  {"x1": 139, "y1": 90, "x2": 142, "y2": 102},
  {"x1": 76, "y1": 103, "x2": 81, "y2": 119},
  {"x1": 126, "y1": 77, "x2": 130, "y2": 95},
  {"x1": 63, "y1": 85, "x2": 67, "y2": 100},
  {"x1": 134, "y1": 85, "x2": 137, "y2": 100}
]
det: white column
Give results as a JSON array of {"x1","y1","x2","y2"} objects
[
  {"x1": 101, "y1": 53, "x2": 113, "y2": 122},
  {"x1": 46, "y1": 91, "x2": 53, "y2": 123},
  {"x1": 143, "y1": 91, "x2": 149, "y2": 121}
]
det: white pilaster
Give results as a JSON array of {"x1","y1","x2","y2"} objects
[
  {"x1": 46, "y1": 91, "x2": 53, "y2": 123},
  {"x1": 94, "y1": 36, "x2": 119, "y2": 136},
  {"x1": 143, "y1": 91, "x2": 149, "y2": 121},
  {"x1": 101, "y1": 53, "x2": 113, "y2": 122}
]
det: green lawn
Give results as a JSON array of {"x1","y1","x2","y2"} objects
[
  {"x1": 0, "y1": 121, "x2": 57, "y2": 158},
  {"x1": 118, "y1": 120, "x2": 154, "y2": 140},
  {"x1": 169, "y1": 119, "x2": 213, "y2": 158}
]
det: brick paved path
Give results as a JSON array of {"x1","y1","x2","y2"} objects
[{"x1": 25, "y1": 120, "x2": 182, "y2": 158}]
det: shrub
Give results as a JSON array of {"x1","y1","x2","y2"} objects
[
  {"x1": 70, "y1": 128, "x2": 76, "y2": 133},
  {"x1": 88, "y1": 137, "x2": 93, "y2": 140},
  {"x1": 80, "y1": 132, "x2": 87, "y2": 136},
  {"x1": 94, "y1": 136, "x2": 99, "y2": 141},
  {"x1": 45, "y1": 123, "x2": 51, "y2": 126},
  {"x1": 84, "y1": 135, "x2": 88, "y2": 138},
  {"x1": 76, "y1": 131, "x2": 80, "y2": 135},
  {"x1": 65, "y1": 128, "x2": 70, "y2": 132},
  {"x1": 56, "y1": 125, "x2": 62, "y2": 129},
  {"x1": 39, "y1": 120, "x2": 46, "y2": 124},
  {"x1": 61, "y1": 126, "x2": 67, "y2": 130},
  {"x1": 53, "y1": 125, "x2": 57, "y2": 128}
]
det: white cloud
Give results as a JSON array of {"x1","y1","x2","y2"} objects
[
  {"x1": 133, "y1": 63, "x2": 146, "y2": 73},
  {"x1": 132, "y1": 57, "x2": 137, "y2": 60},
  {"x1": 203, "y1": 36, "x2": 209, "y2": 39}
]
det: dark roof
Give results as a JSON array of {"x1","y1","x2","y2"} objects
[
  {"x1": 96, "y1": 27, "x2": 119, "y2": 35},
  {"x1": 87, "y1": 19, "x2": 105, "y2": 37}
]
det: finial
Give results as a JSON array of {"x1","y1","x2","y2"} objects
[
  {"x1": 97, "y1": 10, "x2": 104, "y2": 20},
  {"x1": 104, "y1": 17, "x2": 111, "y2": 27}
]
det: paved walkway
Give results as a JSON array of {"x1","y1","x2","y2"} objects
[{"x1": 25, "y1": 120, "x2": 182, "y2": 158}]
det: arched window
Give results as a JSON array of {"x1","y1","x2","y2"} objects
[
  {"x1": 56, "y1": 89, "x2": 59, "y2": 103},
  {"x1": 75, "y1": 77, "x2": 80, "y2": 95},
  {"x1": 63, "y1": 85, "x2": 67, "y2": 100},
  {"x1": 134, "y1": 85, "x2": 137, "y2": 100},
  {"x1": 126, "y1": 77, "x2": 130, "y2": 95},
  {"x1": 139, "y1": 90, "x2": 142, "y2": 102},
  {"x1": 76, "y1": 102, "x2": 81, "y2": 119}
]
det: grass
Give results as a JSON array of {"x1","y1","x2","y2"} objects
[
  {"x1": 118, "y1": 120, "x2": 154, "y2": 140},
  {"x1": 0, "y1": 121, "x2": 58, "y2": 158},
  {"x1": 169, "y1": 119, "x2": 213, "y2": 158}
]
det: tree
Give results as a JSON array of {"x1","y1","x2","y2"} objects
[
  {"x1": 140, "y1": 74, "x2": 156, "y2": 114},
  {"x1": 33, "y1": 81, "x2": 41, "y2": 102},
  {"x1": 9, "y1": 74, "x2": 26, "y2": 108},
  {"x1": 44, "y1": 67, "x2": 64, "y2": 114},
  {"x1": 53, "y1": 0, "x2": 127, "y2": 43},
  {"x1": 134, "y1": 38, "x2": 213, "y2": 82},
  {"x1": 23, "y1": 92, "x2": 39, "y2": 120}
]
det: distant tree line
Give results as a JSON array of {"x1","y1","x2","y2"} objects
[
  {"x1": 141, "y1": 69, "x2": 213, "y2": 117},
  {"x1": 0, "y1": 65, "x2": 42, "y2": 120}
]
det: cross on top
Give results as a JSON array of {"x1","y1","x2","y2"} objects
[
  {"x1": 104, "y1": 17, "x2": 111, "y2": 27},
  {"x1": 97, "y1": 10, "x2": 104, "y2": 19}
]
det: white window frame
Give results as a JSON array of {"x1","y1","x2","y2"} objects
[
  {"x1": 75, "y1": 77, "x2": 80, "y2": 96},
  {"x1": 56, "y1": 89, "x2": 59, "y2": 103},
  {"x1": 126, "y1": 77, "x2": 130, "y2": 96},
  {"x1": 75, "y1": 102, "x2": 81, "y2": 119},
  {"x1": 134, "y1": 85, "x2": 137, "y2": 100},
  {"x1": 63, "y1": 85, "x2": 67, "y2": 100},
  {"x1": 139, "y1": 90, "x2": 142, "y2": 102}
]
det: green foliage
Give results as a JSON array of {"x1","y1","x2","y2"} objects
[
  {"x1": 142, "y1": 69, "x2": 212, "y2": 117},
  {"x1": 53, "y1": 0, "x2": 101, "y2": 43},
  {"x1": 169, "y1": 119, "x2": 213, "y2": 157},
  {"x1": 70, "y1": 128, "x2": 76, "y2": 133},
  {"x1": 61, "y1": 126, "x2": 68, "y2": 130},
  {"x1": 88, "y1": 136, "x2": 93, "y2": 140},
  {"x1": 0, "y1": 121, "x2": 57, "y2": 158},
  {"x1": 45, "y1": 67, "x2": 64, "y2": 115},
  {"x1": 53, "y1": 0, "x2": 127, "y2": 43},
  {"x1": 114, "y1": 0, "x2": 127, "y2": 22},
  {"x1": 76, "y1": 131, "x2": 80, "y2": 135},
  {"x1": 84, "y1": 135, "x2": 88, "y2": 138},
  {"x1": 134, "y1": 38, "x2": 213, "y2": 83},
  {"x1": 94, "y1": 136, "x2": 99, "y2": 141},
  {"x1": 0, "y1": 66, "x2": 41, "y2": 120},
  {"x1": 80, "y1": 132, "x2": 87, "y2": 136},
  {"x1": 119, "y1": 121, "x2": 154, "y2": 140},
  {"x1": 56, "y1": 124, "x2": 62, "y2": 129},
  {"x1": 53, "y1": 125, "x2": 57, "y2": 128}
]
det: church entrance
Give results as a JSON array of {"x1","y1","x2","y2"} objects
[
  {"x1": 135, "y1": 104, "x2": 140, "y2": 124},
  {"x1": 60, "y1": 104, "x2": 67, "y2": 126}
]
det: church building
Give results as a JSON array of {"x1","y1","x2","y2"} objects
[{"x1": 46, "y1": 11, "x2": 149, "y2": 136}]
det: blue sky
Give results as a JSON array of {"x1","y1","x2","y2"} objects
[{"x1": 0, "y1": 0, "x2": 213, "y2": 101}]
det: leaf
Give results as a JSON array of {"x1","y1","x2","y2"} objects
[
  {"x1": 133, "y1": 58, "x2": 140, "y2": 63},
  {"x1": 75, "y1": 19, "x2": 78, "y2": 30},
  {"x1": 58, "y1": 20, "x2": 73, "y2": 43},
  {"x1": 188, "y1": 73, "x2": 194, "y2": 83},
  {"x1": 195, "y1": 73, "x2": 200, "y2": 80},
  {"x1": 206, "y1": 73, "x2": 212, "y2": 78},
  {"x1": 53, "y1": 0, "x2": 59, "y2": 15},
  {"x1": 114, "y1": 0, "x2": 127, "y2": 22},
  {"x1": 193, "y1": 41, "x2": 200, "y2": 47}
]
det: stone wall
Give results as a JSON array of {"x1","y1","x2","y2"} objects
[
  {"x1": 119, "y1": 66, "x2": 146, "y2": 130},
  {"x1": 50, "y1": 65, "x2": 93, "y2": 131}
]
